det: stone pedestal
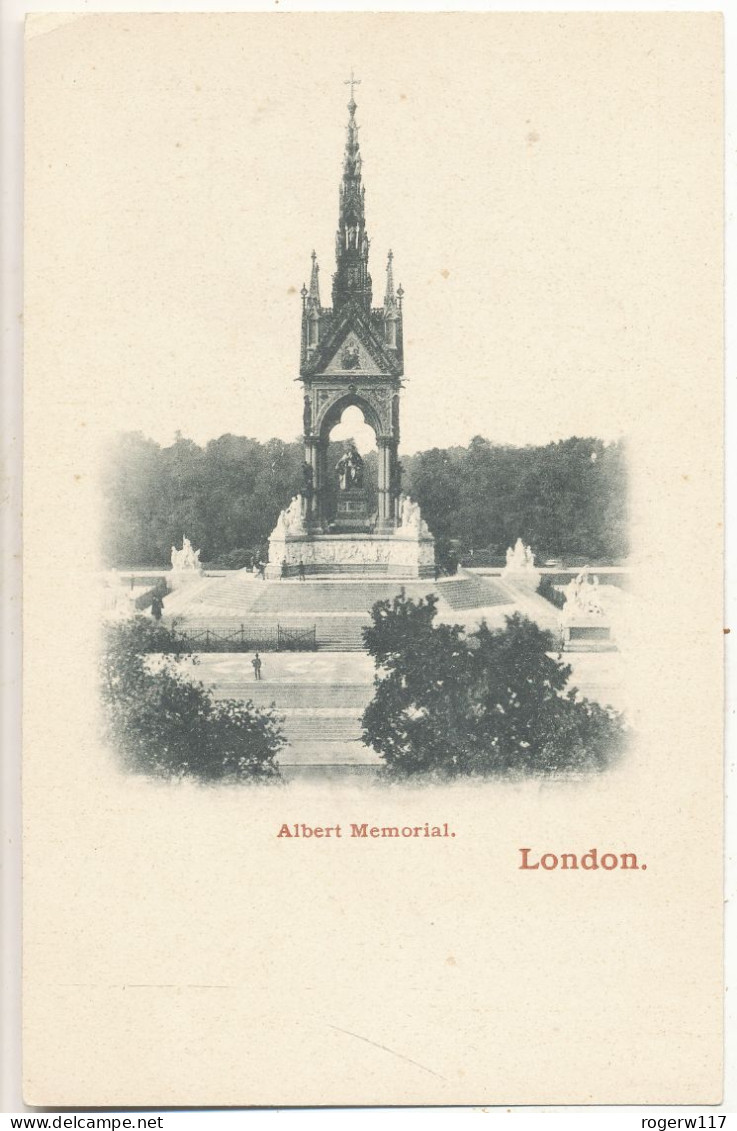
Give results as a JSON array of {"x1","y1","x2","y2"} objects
[
  {"x1": 559, "y1": 567, "x2": 614, "y2": 651},
  {"x1": 266, "y1": 531, "x2": 435, "y2": 579},
  {"x1": 501, "y1": 539, "x2": 541, "y2": 591},
  {"x1": 169, "y1": 567, "x2": 204, "y2": 590},
  {"x1": 332, "y1": 487, "x2": 370, "y2": 532},
  {"x1": 169, "y1": 536, "x2": 204, "y2": 589},
  {"x1": 560, "y1": 613, "x2": 613, "y2": 651}
]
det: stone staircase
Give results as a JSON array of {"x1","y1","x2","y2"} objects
[
  {"x1": 277, "y1": 715, "x2": 363, "y2": 743},
  {"x1": 168, "y1": 574, "x2": 444, "y2": 616},
  {"x1": 315, "y1": 617, "x2": 368, "y2": 651},
  {"x1": 293, "y1": 562, "x2": 421, "y2": 578},
  {"x1": 206, "y1": 675, "x2": 373, "y2": 766},
  {"x1": 209, "y1": 682, "x2": 372, "y2": 710},
  {"x1": 438, "y1": 573, "x2": 512, "y2": 610},
  {"x1": 168, "y1": 573, "x2": 261, "y2": 615},
  {"x1": 165, "y1": 573, "x2": 516, "y2": 650},
  {"x1": 159, "y1": 570, "x2": 622, "y2": 774},
  {"x1": 246, "y1": 580, "x2": 427, "y2": 616}
]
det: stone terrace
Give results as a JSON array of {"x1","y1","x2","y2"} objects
[
  {"x1": 185, "y1": 649, "x2": 626, "y2": 770},
  {"x1": 160, "y1": 569, "x2": 621, "y2": 771}
]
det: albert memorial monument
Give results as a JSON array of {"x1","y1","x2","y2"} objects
[{"x1": 265, "y1": 80, "x2": 435, "y2": 579}]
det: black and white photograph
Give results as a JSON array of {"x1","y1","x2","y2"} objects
[
  {"x1": 98, "y1": 56, "x2": 631, "y2": 787},
  {"x1": 18, "y1": 11, "x2": 724, "y2": 1109}
]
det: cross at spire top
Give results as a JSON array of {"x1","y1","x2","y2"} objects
[{"x1": 344, "y1": 69, "x2": 361, "y2": 102}]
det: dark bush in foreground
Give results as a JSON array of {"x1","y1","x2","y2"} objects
[
  {"x1": 100, "y1": 616, "x2": 284, "y2": 782},
  {"x1": 361, "y1": 594, "x2": 626, "y2": 779}
]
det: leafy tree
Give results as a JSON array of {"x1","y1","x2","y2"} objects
[
  {"x1": 403, "y1": 446, "x2": 464, "y2": 545},
  {"x1": 101, "y1": 432, "x2": 305, "y2": 568},
  {"x1": 102, "y1": 430, "x2": 628, "y2": 568},
  {"x1": 100, "y1": 432, "x2": 166, "y2": 567},
  {"x1": 361, "y1": 593, "x2": 626, "y2": 778},
  {"x1": 100, "y1": 616, "x2": 284, "y2": 782},
  {"x1": 404, "y1": 435, "x2": 628, "y2": 564}
]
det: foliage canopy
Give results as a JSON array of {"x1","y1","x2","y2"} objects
[
  {"x1": 102, "y1": 431, "x2": 627, "y2": 567},
  {"x1": 361, "y1": 593, "x2": 626, "y2": 779},
  {"x1": 100, "y1": 616, "x2": 284, "y2": 782}
]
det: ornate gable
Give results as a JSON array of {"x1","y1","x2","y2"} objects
[
  {"x1": 324, "y1": 332, "x2": 380, "y2": 376},
  {"x1": 301, "y1": 303, "x2": 401, "y2": 380}
]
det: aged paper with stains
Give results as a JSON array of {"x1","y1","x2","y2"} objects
[{"x1": 23, "y1": 12, "x2": 723, "y2": 1106}]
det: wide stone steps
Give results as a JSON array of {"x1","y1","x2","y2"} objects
[
  {"x1": 209, "y1": 682, "x2": 372, "y2": 709},
  {"x1": 172, "y1": 575, "x2": 444, "y2": 617},
  {"x1": 289, "y1": 563, "x2": 401, "y2": 577},
  {"x1": 278, "y1": 742, "x2": 382, "y2": 769},
  {"x1": 279, "y1": 716, "x2": 363, "y2": 742},
  {"x1": 247, "y1": 581, "x2": 419, "y2": 616},
  {"x1": 439, "y1": 573, "x2": 512, "y2": 610},
  {"x1": 197, "y1": 666, "x2": 375, "y2": 764},
  {"x1": 316, "y1": 620, "x2": 368, "y2": 651}
]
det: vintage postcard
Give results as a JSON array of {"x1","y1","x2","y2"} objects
[{"x1": 22, "y1": 12, "x2": 724, "y2": 1107}]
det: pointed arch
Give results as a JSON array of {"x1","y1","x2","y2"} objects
[{"x1": 317, "y1": 391, "x2": 384, "y2": 443}]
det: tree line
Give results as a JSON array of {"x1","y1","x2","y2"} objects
[{"x1": 102, "y1": 430, "x2": 628, "y2": 568}]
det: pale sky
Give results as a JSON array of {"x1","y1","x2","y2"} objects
[{"x1": 25, "y1": 12, "x2": 720, "y2": 453}]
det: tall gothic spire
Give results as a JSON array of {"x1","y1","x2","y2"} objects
[
  {"x1": 384, "y1": 249, "x2": 395, "y2": 310},
  {"x1": 332, "y1": 81, "x2": 372, "y2": 315},
  {"x1": 308, "y1": 250, "x2": 320, "y2": 307}
]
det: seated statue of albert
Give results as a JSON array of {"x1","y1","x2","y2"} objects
[{"x1": 335, "y1": 441, "x2": 364, "y2": 491}]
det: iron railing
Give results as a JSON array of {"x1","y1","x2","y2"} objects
[{"x1": 169, "y1": 621, "x2": 317, "y2": 653}]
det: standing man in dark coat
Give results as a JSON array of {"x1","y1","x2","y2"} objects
[{"x1": 150, "y1": 591, "x2": 164, "y2": 621}]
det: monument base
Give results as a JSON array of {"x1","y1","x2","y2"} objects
[
  {"x1": 169, "y1": 568, "x2": 204, "y2": 590},
  {"x1": 501, "y1": 565, "x2": 541, "y2": 591},
  {"x1": 501, "y1": 540, "x2": 540, "y2": 591},
  {"x1": 331, "y1": 487, "x2": 371, "y2": 533},
  {"x1": 560, "y1": 612, "x2": 615, "y2": 652},
  {"x1": 266, "y1": 532, "x2": 436, "y2": 579}
]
